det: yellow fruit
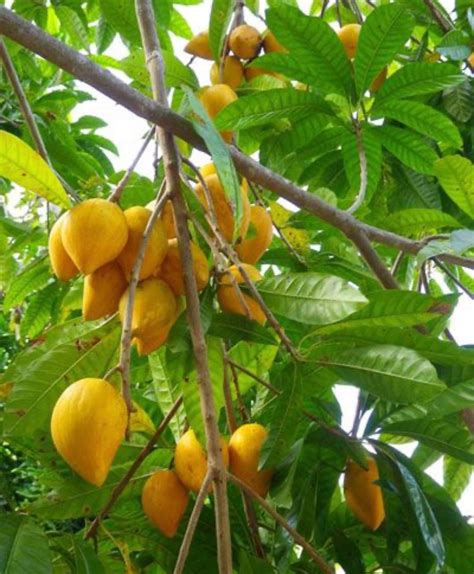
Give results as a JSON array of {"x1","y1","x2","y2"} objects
[
  {"x1": 370, "y1": 67, "x2": 387, "y2": 93},
  {"x1": 338, "y1": 24, "x2": 361, "y2": 60},
  {"x1": 229, "y1": 24, "x2": 262, "y2": 60},
  {"x1": 200, "y1": 84, "x2": 238, "y2": 143},
  {"x1": 229, "y1": 423, "x2": 273, "y2": 498},
  {"x1": 210, "y1": 56, "x2": 244, "y2": 90},
  {"x1": 263, "y1": 31, "x2": 286, "y2": 54},
  {"x1": 142, "y1": 470, "x2": 189, "y2": 538},
  {"x1": 184, "y1": 31, "x2": 213, "y2": 60},
  {"x1": 133, "y1": 321, "x2": 174, "y2": 356},
  {"x1": 82, "y1": 261, "x2": 127, "y2": 321},
  {"x1": 119, "y1": 278, "x2": 177, "y2": 355},
  {"x1": 175, "y1": 429, "x2": 229, "y2": 493},
  {"x1": 158, "y1": 238, "x2": 209, "y2": 296},
  {"x1": 62, "y1": 198, "x2": 128, "y2": 274},
  {"x1": 199, "y1": 163, "x2": 217, "y2": 178},
  {"x1": 117, "y1": 206, "x2": 168, "y2": 281},
  {"x1": 159, "y1": 200, "x2": 177, "y2": 239},
  {"x1": 236, "y1": 205, "x2": 273, "y2": 264},
  {"x1": 217, "y1": 264, "x2": 266, "y2": 324},
  {"x1": 48, "y1": 213, "x2": 79, "y2": 281},
  {"x1": 50, "y1": 378, "x2": 127, "y2": 486},
  {"x1": 344, "y1": 458, "x2": 385, "y2": 530},
  {"x1": 468, "y1": 52, "x2": 474, "y2": 68},
  {"x1": 195, "y1": 173, "x2": 250, "y2": 243}
]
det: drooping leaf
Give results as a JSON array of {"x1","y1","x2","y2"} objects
[
  {"x1": 434, "y1": 155, "x2": 474, "y2": 219},
  {"x1": 208, "y1": 313, "x2": 278, "y2": 345},
  {"x1": 443, "y1": 456, "x2": 471, "y2": 501},
  {"x1": 209, "y1": 0, "x2": 233, "y2": 61}
]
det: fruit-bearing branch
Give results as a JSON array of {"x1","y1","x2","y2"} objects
[
  {"x1": 0, "y1": 7, "x2": 472, "y2": 273},
  {"x1": 134, "y1": 1, "x2": 233, "y2": 571}
]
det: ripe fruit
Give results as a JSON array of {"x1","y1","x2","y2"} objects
[
  {"x1": 184, "y1": 31, "x2": 213, "y2": 60},
  {"x1": 338, "y1": 24, "x2": 361, "y2": 60},
  {"x1": 119, "y1": 277, "x2": 177, "y2": 355},
  {"x1": 62, "y1": 198, "x2": 128, "y2": 274},
  {"x1": 175, "y1": 429, "x2": 229, "y2": 493},
  {"x1": 199, "y1": 163, "x2": 216, "y2": 178},
  {"x1": 200, "y1": 84, "x2": 238, "y2": 143},
  {"x1": 370, "y1": 67, "x2": 387, "y2": 93},
  {"x1": 468, "y1": 52, "x2": 474, "y2": 68},
  {"x1": 118, "y1": 206, "x2": 168, "y2": 281},
  {"x1": 158, "y1": 200, "x2": 177, "y2": 239},
  {"x1": 195, "y1": 173, "x2": 250, "y2": 243},
  {"x1": 263, "y1": 31, "x2": 286, "y2": 54},
  {"x1": 142, "y1": 470, "x2": 189, "y2": 538},
  {"x1": 158, "y1": 238, "x2": 209, "y2": 296},
  {"x1": 210, "y1": 56, "x2": 244, "y2": 90},
  {"x1": 229, "y1": 423, "x2": 273, "y2": 498},
  {"x1": 344, "y1": 458, "x2": 385, "y2": 530},
  {"x1": 236, "y1": 205, "x2": 273, "y2": 264},
  {"x1": 50, "y1": 378, "x2": 127, "y2": 486},
  {"x1": 217, "y1": 264, "x2": 266, "y2": 325},
  {"x1": 48, "y1": 213, "x2": 79, "y2": 281},
  {"x1": 229, "y1": 24, "x2": 262, "y2": 60},
  {"x1": 82, "y1": 261, "x2": 127, "y2": 321}
]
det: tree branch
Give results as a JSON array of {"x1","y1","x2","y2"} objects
[
  {"x1": 84, "y1": 396, "x2": 183, "y2": 540},
  {"x1": 422, "y1": 0, "x2": 453, "y2": 33},
  {"x1": 134, "y1": 2, "x2": 232, "y2": 572},
  {"x1": 227, "y1": 473, "x2": 334, "y2": 574},
  {"x1": 347, "y1": 120, "x2": 368, "y2": 215}
]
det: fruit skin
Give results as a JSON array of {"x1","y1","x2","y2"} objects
[
  {"x1": 344, "y1": 458, "x2": 385, "y2": 531},
  {"x1": 210, "y1": 56, "x2": 244, "y2": 90},
  {"x1": 157, "y1": 200, "x2": 177, "y2": 239},
  {"x1": 236, "y1": 205, "x2": 273, "y2": 264},
  {"x1": 158, "y1": 238, "x2": 209, "y2": 296},
  {"x1": 199, "y1": 84, "x2": 238, "y2": 143},
  {"x1": 117, "y1": 206, "x2": 168, "y2": 281},
  {"x1": 62, "y1": 198, "x2": 128, "y2": 274},
  {"x1": 229, "y1": 423, "x2": 273, "y2": 498},
  {"x1": 83, "y1": 261, "x2": 128, "y2": 321},
  {"x1": 229, "y1": 24, "x2": 262, "y2": 60},
  {"x1": 175, "y1": 429, "x2": 229, "y2": 493},
  {"x1": 184, "y1": 31, "x2": 213, "y2": 60},
  {"x1": 370, "y1": 67, "x2": 387, "y2": 93},
  {"x1": 199, "y1": 163, "x2": 216, "y2": 178},
  {"x1": 119, "y1": 277, "x2": 177, "y2": 355},
  {"x1": 263, "y1": 31, "x2": 286, "y2": 54},
  {"x1": 142, "y1": 470, "x2": 189, "y2": 538},
  {"x1": 48, "y1": 212, "x2": 79, "y2": 281},
  {"x1": 468, "y1": 52, "x2": 474, "y2": 68},
  {"x1": 217, "y1": 264, "x2": 266, "y2": 325},
  {"x1": 338, "y1": 24, "x2": 361, "y2": 60},
  {"x1": 50, "y1": 378, "x2": 127, "y2": 487},
  {"x1": 195, "y1": 173, "x2": 250, "y2": 243}
]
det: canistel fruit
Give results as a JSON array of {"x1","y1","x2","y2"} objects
[
  {"x1": 184, "y1": 31, "x2": 213, "y2": 60},
  {"x1": 338, "y1": 24, "x2": 361, "y2": 60},
  {"x1": 50, "y1": 378, "x2": 127, "y2": 486},
  {"x1": 61, "y1": 198, "x2": 128, "y2": 274},
  {"x1": 229, "y1": 423, "x2": 273, "y2": 498},
  {"x1": 48, "y1": 212, "x2": 79, "y2": 281},
  {"x1": 199, "y1": 84, "x2": 238, "y2": 142},
  {"x1": 82, "y1": 261, "x2": 127, "y2": 321},
  {"x1": 210, "y1": 56, "x2": 244, "y2": 90},
  {"x1": 229, "y1": 24, "x2": 262, "y2": 60},
  {"x1": 158, "y1": 238, "x2": 209, "y2": 296},
  {"x1": 344, "y1": 458, "x2": 385, "y2": 530},
  {"x1": 142, "y1": 470, "x2": 189, "y2": 538},
  {"x1": 174, "y1": 429, "x2": 229, "y2": 493},
  {"x1": 236, "y1": 205, "x2": 273, "y2": 264},
  {"x1": 217, "y1": 264, "x2": 266, "y2": 325},
  {"x1": 263, "y1": 31, "x2": 286, "y2": 54}
]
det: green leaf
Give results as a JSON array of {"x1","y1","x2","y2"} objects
[
  {"x1": 3, "y1": 258, "x2": 51, "y2": 311},
  {"x1": 215, "y1": 88, "x2": 332, "y2": 131},
  {"x1": 208, "y1": 313, "x2": 277, "y2": 345},
  {"x1": 382, "y1": 419, "x2": 474, "y2": 464},
  {"x1": 434, "y1": 155, "x2": 474, "y2": 218},
  {"x1": 70, "y1": 538, "x2": 106, "y2": 573},
  {"x1": 253, "y1": 272, "x2": 367, "y2": 325},
  {"x1": 381, "y1": 208, "x2": 461, "y2": 236},
  {"x1": 98, "y1": 0, "x2": 141, "y2": 45},
  {"x1": 95, "y1": 17, "x2": 115, "y2": 53},
  {"x1": 377, "y1": 125, "x2": 438, "y2": 174},
  {"x1": 239, "y1": 550, "x2": 276, "y2": 574},
  {"x1": 375, "y1": 100, "x2": 462, "y2": 148},
  {"x1": 333, "y1": 531, "x2": 364, "y2": 574},
  {"x1": 54, "y1": 5, "x2": 89, "y2": 51},
  {"x1": 0, "y1": 516, "x2": 52, "y2": 574},
  {"x1": 183, "y1": 86, "x2": 243, "y2": 241},
  {"x1": 319, "y1": 345, "x2": 445, "y2": 404},
  {"x1": 227, "y1": 342, "x2": 278, "y2": 396},
  {"x1": 209, "y1": 0, "x2": 233, "y2": 61},
  {"x1": 354, "y1": 3, "x2": 414, "y2": 97},
  {"x1": 169, "y1": 8, "x2": 193, "y2": 40},
  {"x1": 443, "y1": 456, "x2": 471, "y2": 501},
  {"x1": 436, "y1": 29, "x2": 471, "y2": 60},
  {"x1": 373, "y1": 63, "x2": 465, "y2": 109},
  {"x1": 443, "y1": 78, "x2": 472, "y2": 123},
  {"x1": 0, "y1": 130, "x2": 70, "y2": 209},
  {"x1": 266, "y1": 4, "x2": 353, "y2": 98}
]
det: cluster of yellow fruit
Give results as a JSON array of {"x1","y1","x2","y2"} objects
[
  {"x1": 48, "y1": 164, "x2": 273, "y2": 353},
  {"x1": 344, "y1": 457, "x2": 385, "y2": 531},
  {"x1": 185, "y1": 25, "x2": 286, "y2": 142}
]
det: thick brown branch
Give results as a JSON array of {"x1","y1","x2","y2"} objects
[{"x1": 84, "y1": 396, "x2": 183, "y2": 540}]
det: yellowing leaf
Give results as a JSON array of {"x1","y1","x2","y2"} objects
[
  {"x1": 269, "y1": 201, "x2": 292, "y2": 226},
  {"x1": 282, "y1": 227, "x2": 310, "y2": 251},
  {"x1": 0, "y1": 382, "x2": 13, "y2": 399},
  {"x1": 0, "y1": 130, "x2": 71, "y2": 209},
  {"x1": 129, "y1": 402, "x2": 155, "y2": 435}
]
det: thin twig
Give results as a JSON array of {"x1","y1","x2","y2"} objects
[
  {"x1": 226, "y1": 354, "x2": 249, "y2": 423},
  {"x1": 173, "y1": 470, "x2": 214, "y2": 574},
  {"x1": 391, "y1": 251, "x2": 404, "y2": 276},
  {"x1": 109, "y1": 126, "x2": 155, "y2": 203},
  {"x1": 433, "y1": 258, "x2": 473, "y2": 299},
  {"x1": 84, "y1": 396, "x2": 183, "y2": 540},
  {"x1": 422, "y1": 0, "x2": 453, "y2": 33},
  {"x1": 320, "y1": 0, "x2": 330, "y2": 18},
  {"x1": 227, "y1": 473, "x2": 335, "y2": 574},
  {"x1": 222, "y1": 349, "x2": 238, "y2": 433}
]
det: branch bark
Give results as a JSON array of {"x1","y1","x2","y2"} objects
[
  {"x1": 134, "y1": 2, "x2": 232, "y2": 572},
  {"x1": 0, "y1": 8, "x2": 471, "y2": 271},
  {"x1": 422, "y1": 0, "x2": 453, "y2": 33}
]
